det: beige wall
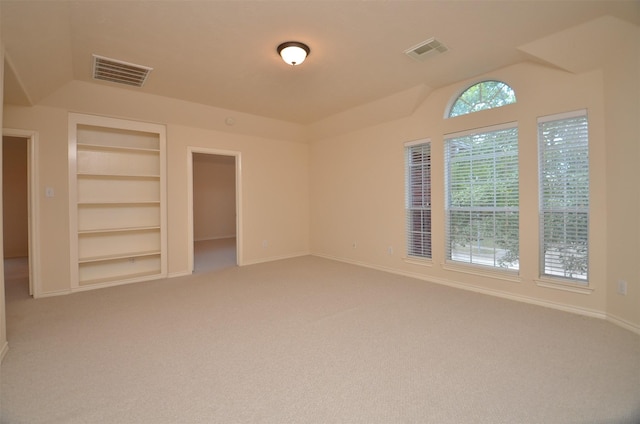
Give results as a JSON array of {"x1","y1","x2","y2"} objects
[
  {"x1": 603, "y1": 23, "x2": 640, "y2": 329},
  {"x1": 168, "y1": 124, "x2": 310, "y2": 271},
  {"x1": 4, "y1": 82, "x2": 310, "y2": 294},
  {"x1": 193, "y1": 154, "x2": 236, "y2": 241},
  {"x1": 1, "y1": 19, "x2": 637, "y2": 336},
  {"x1": 3, "y1": 106, "x2": 70, "y2": 295},
  {"x1": 310, "y1": 62, "x2": 612, "y2": 321},
  {"x1": 2, "y1": 136, "x2": 28, "y2": 258}
]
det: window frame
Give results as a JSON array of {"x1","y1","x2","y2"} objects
[
  {"x1": 446, "y1": 80, "x2": 516, "y2": 118},
  {"x1": 444, "y1": 122, "x2": 520, "y2": 272},
  {"x1": 405, "y1": 139, "x2": 432, "y2": 260},
  {"x1": 537, "y1": 109, "x2": 589, "y2": 284}
]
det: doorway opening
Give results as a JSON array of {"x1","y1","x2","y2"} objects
[
  {"x1": 187, "y1": 148, "x2": 242, "y2": 274},
  {"x1": 2, "y1": 129, "x2": 39, "y2": 298}
]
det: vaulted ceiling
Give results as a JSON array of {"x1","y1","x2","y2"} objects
[{"x1": 2, "y1": 1, "x2": 639, "y2": 125}]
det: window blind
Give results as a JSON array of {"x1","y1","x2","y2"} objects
[
  {"x1": 405, "y1": 140, "x2": 431, "y2": 258},
  {"x1": 538, "y1": 110, "x2": 589, "y2": 282},
  {"x1": 445, "y1": 124, "x2": 519, "y2": 269}
]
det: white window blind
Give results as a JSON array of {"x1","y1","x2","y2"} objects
[
  {"x1": 445, "y1": 124, "x2": 519, "y2": 269},
  {"x1": 405, "y1": 140, "x2": 431, "y2": 259},
  {"x1": 538, "y1": 110, "x2": 589, "y2": 282}
]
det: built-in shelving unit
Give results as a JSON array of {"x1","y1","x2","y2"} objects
[{"x1": 69, "y1": 113, "x2": 167, "y2": 290}]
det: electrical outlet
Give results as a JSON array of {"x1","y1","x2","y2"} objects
[
  {"x1": 388, "y1": 246, "x2": 394, "y2": 255},
  {"x1": 617, "y1": 280, "x2": 627, "y2": 296},
  {"x1": 262, "y1": 240, "x2": 268, "y2": 248},
  {"x1": 352, "y1": 242, "x2": 357, "y2": 249}
]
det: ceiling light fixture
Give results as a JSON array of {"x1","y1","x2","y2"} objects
[{"x1": 277, "y1": 41, "x2": 310, "y2": 66}]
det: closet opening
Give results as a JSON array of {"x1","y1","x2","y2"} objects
[
  {"x1": 2, "y1": 130, "x2": 39, "y2": 298},
  {"x1": 188, "y1": 148, "x2": 241, "y2": 274}
]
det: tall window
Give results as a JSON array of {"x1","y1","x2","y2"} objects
[
  {"x1": 449, "y1": 80, "x2": 516, "y2": 118},
  {"x1": 405, "y1": 140, "x2": 431, "y2": 259},
  {"x1": 538, "y1": 110, "x2": 589, "y2": 282},
  {"x1": 445, "y1": 124, "x2": 519, "y2": 269}
]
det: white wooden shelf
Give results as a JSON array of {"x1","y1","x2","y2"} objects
[
  {"x1": 78, "y1": 250, "x2": 161, "y2": 264},
  {"x1": 77, "y1": 173, "x2": 161, "y2": 179},
  {"x1": 77, "y1": 143, "x2": 160, "y2": 153},
  {"x1": 78, "y1": 226, "x2": 161, "y2": 235},
  {"x1": 78, "y1": 201, "x2": 161, "y2": 205},
  {"x1": 69, "y1": 113, "x2": 167, "y2": 289},
  {"x1": 79, "y1": 270, "x2": 161, "y2": 287}
]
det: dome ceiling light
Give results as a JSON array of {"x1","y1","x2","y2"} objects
[{"x1": 277, "y1": 41, "x2": 310, "y2": 66}]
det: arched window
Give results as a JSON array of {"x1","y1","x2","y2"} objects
[
  {"x1": 448, "y1": 80, "x2": 516, "y2": 118},
  {"x1": 443, "y1": 79, "x2": 519, "y2": 271}
]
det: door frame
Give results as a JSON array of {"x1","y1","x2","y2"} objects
[
  {"x1": 2, "y1": 128, "x2": 40, "y2": 297},
  {"x1": 187, "y1": 147, "x2": 242, "y2": 272}
]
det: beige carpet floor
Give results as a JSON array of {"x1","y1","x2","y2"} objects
[
  {"x1": 1, "y1": 255, "x2": 639, "y2": 424},
  {"x1": 194, "y1": 237, "x2": 237, "y2": 274}
]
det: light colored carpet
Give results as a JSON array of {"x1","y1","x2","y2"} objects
[
  {"x1": 1, "y1": 255, "x2": 639, "y2": 424},
  {"x1": 194, "y1": 237, "x2": 237, "y2": 274}
]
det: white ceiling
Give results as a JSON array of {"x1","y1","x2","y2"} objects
[{"x1": 2, "y1": 1, "x2": 639, "y2": 125}]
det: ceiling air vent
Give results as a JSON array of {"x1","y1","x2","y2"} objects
[
  {"x1": 404, "y1": 37, "x2": 448, "y2": 62},
  {"x1": 92, "y1": 54, "x2": 153, "y2": 87}
]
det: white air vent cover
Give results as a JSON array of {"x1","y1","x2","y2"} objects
[
  {"x1": 405, "y1": 37, "x2": 448, "y2": 61},
  {"x1": 92, "y1": 54, "x2": 153, "y2": 87}
]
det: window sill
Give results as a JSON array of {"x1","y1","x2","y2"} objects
[
  {"x1": 403, "y1": 257, "x2": 433, "y2": 267},
  {"x1": 534, "y1": 278, "x2": 593, "y2": 295},
  {"x1": 442, "y1": 261, "x2": 521, "y2": 283}
]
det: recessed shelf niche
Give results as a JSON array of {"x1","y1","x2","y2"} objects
[{"x1": 69, "y1": 113, "x2": 167, "y2": 290}]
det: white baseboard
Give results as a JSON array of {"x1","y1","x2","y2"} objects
[
  {"x1": 242, "y1": 251, "x2": 310, "y2": 266},
  {"x1": 168, "y1": 270, "x2": 193, "y2": 278},
  {"x1": 313, "y1": 253, "x2": 609, "y2": 321},
  {"x1": 69, "y1": 272, "x2": 169, "y2": 294},
  {"x1": 35, "y1": 288, "x2": 73, "y2": 298},
  {"x1": 166, "y1": 251, "x2": 310, "y2": 277},
  {"x1": 607, "y1": 314, "x2": 640, "y2": 336}
]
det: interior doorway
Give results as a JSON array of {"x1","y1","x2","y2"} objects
[
  {"x1": 187, "y1": 148, "x2": 242, "y2": 274},
  {"x1": 2, "y1": 130, "x2": 39, "y2": 297}
]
